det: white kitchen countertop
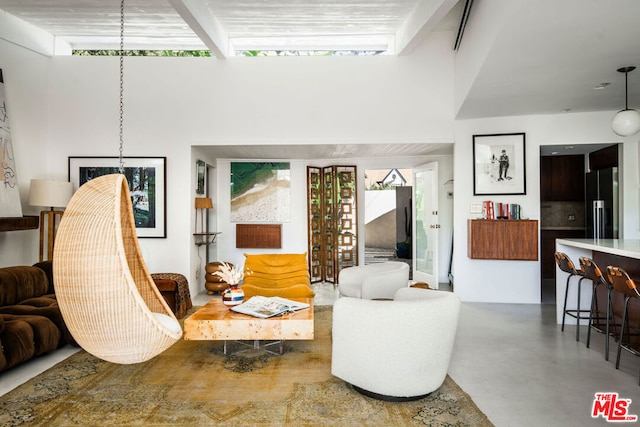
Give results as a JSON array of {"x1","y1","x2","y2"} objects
[{"x1": 556, "y1": 238, "x2": 640, "y2": 259}]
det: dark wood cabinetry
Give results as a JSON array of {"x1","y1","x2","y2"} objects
[
  {"x1": 468, "y1": 219, "x2": 538, "y2": 261},
  {"x1": 541, "y1": 229, "x2": 585, "y2": 279},
  {"x1": 540, "y1": 155, "x2": 585, "y2": 201},
  {"x1": 588, "y1": 144, "x2": 618, "y2": 171}
]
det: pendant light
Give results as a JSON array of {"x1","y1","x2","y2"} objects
[{"x1": 611, "y1": 66, "x2": 640, "y2": 137}]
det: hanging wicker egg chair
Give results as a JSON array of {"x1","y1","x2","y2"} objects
[{"x1": 53, "y1": 174, "x2": 181, "y2": 364}]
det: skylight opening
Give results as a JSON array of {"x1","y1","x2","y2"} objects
[
  {"x1": 236, "y1": 50, "x2": 385, "y2": 57},
  {"x1": 72, "y1": 50, "x2": 385, "y2": 57},
  {"x1": 72, "y1": 50, "x2": 212, "y2": 57}
]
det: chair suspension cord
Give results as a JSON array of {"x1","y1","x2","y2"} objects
[{"x1": 118, "y1": 0, "x2": 125, "y2": 174}]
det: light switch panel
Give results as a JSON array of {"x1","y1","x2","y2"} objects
[{"x1": 470, "y1": 204, "x2": 483, "y2": 214}]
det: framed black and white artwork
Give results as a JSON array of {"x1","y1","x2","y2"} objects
[{"x1": 473, "y1": 133, "x2": 526, "y2": 195}]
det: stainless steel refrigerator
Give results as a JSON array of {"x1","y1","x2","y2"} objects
[{"x1": 585, "y1": 167, "x2": 618, "y2": 239}]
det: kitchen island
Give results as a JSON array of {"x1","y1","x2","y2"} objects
[{"x1": 554, "y1": 238, "x2": 640, "y2": 325}]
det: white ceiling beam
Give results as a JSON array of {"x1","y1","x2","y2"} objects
[
  {"x1": 395, "y1": 0, "x2": 460, "y2": 56},
  {"x1": 231, "y1": 34, "x2": 391, "y2": 52},
  {"x1": 0, "y1": 9, "x2": 60, "y2": 57},
  {"x1": 167, "y1": 0, "x2": 229, "y2": 59}
]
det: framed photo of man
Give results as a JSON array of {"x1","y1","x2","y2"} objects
[{"x1": 473, "y1": 133, "x2": 526, "y2": 195}]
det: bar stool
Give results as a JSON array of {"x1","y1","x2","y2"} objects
[
  {"x1": 606, "y1": 266, "x2": 640, "y2": 386},
  {"x1": 555, "y1": 251, "x2": 588, "y2": 341},
  {"x1": 580, "y1": 257, "x2": 615, "y2": 360}
]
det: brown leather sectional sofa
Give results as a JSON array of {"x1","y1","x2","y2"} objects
[{"x1": 0, "y1": 262, "x2": 77, "y2": 373}]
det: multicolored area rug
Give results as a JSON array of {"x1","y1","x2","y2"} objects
[{"x1": 0, "y1": 306, "x2": 492, "y2": 426}]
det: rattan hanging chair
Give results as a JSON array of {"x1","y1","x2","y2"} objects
[{"x1": 53, "y1": 174, "x2": 182, "y2": 364}]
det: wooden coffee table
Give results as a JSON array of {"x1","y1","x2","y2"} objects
[{"x1": 183, "y1": 297, "x2": 314, "y2": 354}]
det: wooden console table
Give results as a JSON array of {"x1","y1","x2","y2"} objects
[{"x1": 0, "y1": 216, "x2": 39, "y2": 232}]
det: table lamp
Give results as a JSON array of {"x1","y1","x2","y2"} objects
[{"x1": 29, "y1": 179, "x2": 74, "y2": 262}]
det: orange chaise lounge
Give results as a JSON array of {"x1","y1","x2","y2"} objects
[{"x1": 241, "y1": 253, "x2": 315, "y2": 299}]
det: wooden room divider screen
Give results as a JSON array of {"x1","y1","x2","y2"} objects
[{"x1": 307, "y1": 165, "x2": 358, "y2": 284}]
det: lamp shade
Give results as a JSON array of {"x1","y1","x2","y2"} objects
[
  {"x1": 194, "y1": 197, "x2": 213, "y2": 209},
  {"x1": 29, "y1": 179, "x2": 74, "y2": 208},
  {"x1": 612, "y1": 109, "x2": 640, "y2": 136}
]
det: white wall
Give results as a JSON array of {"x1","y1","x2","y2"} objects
[
  {"x1": 453, "y1": 0, "x2": 519, "y2": 116},
  {"x1": 6, "y1": 19, "x2": 639, "y2": 302},
  {"x1": 453, "y1": 112, "x2": 640, "y2": 303},
  {"x1": 365, "y1": 190, "x2": 396, "y2": 224},
  {"x1": 0, "y1": 30, "x2": 455, "y2": 296}
]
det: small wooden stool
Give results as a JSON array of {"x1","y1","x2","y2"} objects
[{"x1": 205, "y1": 262, "x2": 232, "y2": 295}]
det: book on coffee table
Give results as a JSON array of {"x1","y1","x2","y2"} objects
[{"x1": 231, "y1": 296, "x2": 310, "y2": 318}]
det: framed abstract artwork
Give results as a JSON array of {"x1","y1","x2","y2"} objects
[
  {"x1": 473, "y1": 133, "x2": 526, "y2": 195},
  {"x1": 68, "y1": 156, "x2": 167, "y2": 238},
  {"x1": 0, "y1": 69, "x2": 22, "y2": 217}
]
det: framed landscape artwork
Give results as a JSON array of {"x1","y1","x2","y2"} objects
[
  {"x1": 68, "y1": 156, "x2": 167, "y2": 238},
  {"x1": 473, "y1": 133, "x2": 526, "y2": 195},
  {"x1": 230, "y1": 162, "x2": 290, "y2": 222}
]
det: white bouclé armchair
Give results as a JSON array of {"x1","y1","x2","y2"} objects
[
  {"x1": 331, "y1": 287, "x2": 461, "y2": 400},
  {"x1": 337, "y1": 261, "x2": 409, "y2": 299}
]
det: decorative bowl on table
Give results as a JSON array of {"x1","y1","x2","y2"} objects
[
  {"x1": 222, "y1": 284, "x2": 245, "y2": 306},
  {"x1": 212, "y1": 262, "x2": 246, "y2": 306}
]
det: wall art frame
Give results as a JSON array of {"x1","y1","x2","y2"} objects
[
  {"x1": 473, "y1": 133, "x2": 526, "y2": 195},
  {"x1": 68, "y1": 156, "x2": 167, "y2": 238},
  {"x1": 0, "y1": 68, "x2": 23, "y2": 217},
  {"x1": 230, "y1": 161, "x2": 290, "y2": 222},
  {"x1": 195, "y1": 159, "x2": 206, "y2": 195}
]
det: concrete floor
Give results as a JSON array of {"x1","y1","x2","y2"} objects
[{"x1": 2, "y1": 282, "x2": 639, "y2": 426}]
